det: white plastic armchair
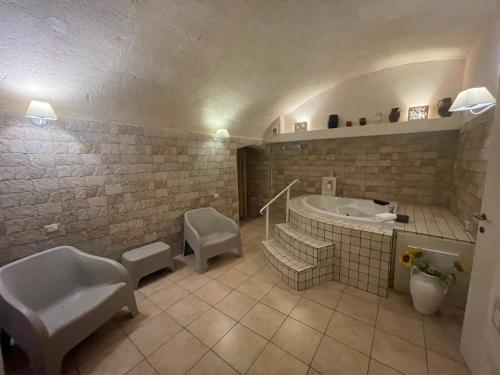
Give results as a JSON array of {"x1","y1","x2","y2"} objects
[
  {"x1": 183, "y1": 207, "x2": 242, "y2": 273},
  {"x1": 0, "y1": 246, "x2": 137, "y2": 375}
]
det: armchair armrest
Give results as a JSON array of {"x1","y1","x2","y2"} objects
[
  {"x1": 72, "y1": 248, "x2": 132, "y2": 287},
  {"x1": 216, "y1": 213, "x2": 240, "y2": 233},
  {"x1": 184, "y1": 213, "x2": 201, "y2": 248}
]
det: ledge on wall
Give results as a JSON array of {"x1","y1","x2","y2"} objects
[{"x1": 266, "y1": 116, "x2": 462, "y2": 143}]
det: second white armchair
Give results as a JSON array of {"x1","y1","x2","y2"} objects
[{"x1": 183, "y1": 207, "x2": 242, "y2": 273}]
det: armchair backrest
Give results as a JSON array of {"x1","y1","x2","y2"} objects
[
  {"x1": 185, "y1": 207, "x2": 223, "y2": 237},
  {"x1": 0, "y1": 247, "x2": 85, "y2": 311}
]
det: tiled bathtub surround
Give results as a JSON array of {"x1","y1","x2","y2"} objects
[
  {"x1": 271, "y1": 131, "x2": 458, "y2": 207},
  {"x1": 0, "y1": 111, "x2": 261, "y2": 265},
  {"x1": 450, "y1": 111, "x2": 493, "y2": 238}
]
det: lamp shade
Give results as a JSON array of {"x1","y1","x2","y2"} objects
[
  {"x1": 215, "y1": 128, "x2": 230, "y2": 139},
  {"x1": 25, "y1": 101, "x2": 58, "y2": 120},
  {"x1": 449, "y1": 87, "x2": 496, "y2": 114}
]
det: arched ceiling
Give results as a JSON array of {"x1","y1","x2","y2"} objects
[{"x1": 0, "y1": 0, "x2": 497, "y2": 138}]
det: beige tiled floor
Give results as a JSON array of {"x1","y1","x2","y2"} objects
[{"x1": 2, "y1": 216, "x2": 471, "y2": 375}]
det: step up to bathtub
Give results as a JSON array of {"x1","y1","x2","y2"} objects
[
  {"x1": 275, "y1": 223, "x2": 334, "y2": 266},
  {"x1": 262, "y1": 239, "x2": 328, "y2": 290}
]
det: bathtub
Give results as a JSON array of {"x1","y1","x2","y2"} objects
[{"x1": 301, "y1": 195, "x2": 397, "y2": 227}]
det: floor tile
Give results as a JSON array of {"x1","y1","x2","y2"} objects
[
  {"x1": 187, "y1": 308, "x2": 236, "y2": 347},
  {"x1": 237, "y1": 277, "x2": 274, "y2": 300},
  {"x1": 326, "y1": 312, "x2": 374, "y2": 355},
  {"x1": 312, "y1": 335, "x2": 369, "y2": 375},
  {"x1": 186, "y1": 351, "x2": 238, "y2": 375},
  {"x1": 377, "y1": 308, "x2": 424, "y2": 347},
  {"x1": 234, "y1": 258, "x2": 265, "y2": 275},
  {"x1": 304, "y1": 285, "x2": 343, "y2": 309},
  {"x1": 424, "y1": 322, "x2": 464, "y2": 363},
  {"x1": 166, "y1": 294, "x2": 211, "y2": 326},
  {"x1": 290, "y1": 298, "x2": 333, "y2": 332},
  {"x1": 247, "y1": 343, "x2": 308, "y2": 375},
  {"x1": 240, "y1": 303, "x2": 286, "y2": 339},
  {"x1": 78, "y1": 338, "x2": 143, "y2": 375},
  {"x1": 116, "y1": 299, "x2": 162, "y2": 334},
  {"x1": 368, "y1": 359, "x2": 402, "y2": 375},
  {"x1": 128, "y1": 313, "x2": 182, "y2": 356},
  {"x1": 261, "y1": 286, "x2": 301, "y2": 314},
  {"x1": 272, "y1": 317, "x2": 323, "y2": 364},
  {"x1": 307, "y1": 368, "x2": 321, "y2": 375},
  {"x1": 344, "y1": 285, "x2": 380, "y2": 304},
  {"x1": 125, "y1": 360, "x2": 158, "y2": 375},
  {"x1": 73, "y1": 321, "x2": 126, "y2": 365},
  {"x1": 337, "y1": 293, "x2": 378, "y2": 325},
  {"x1": 148, "y1": 330, "x2": 208, "y2": 375},
  {"x1": 204, "y1": 254, "x2": 244, "y2": 278},
  {"x1": 167, "y1": 262, "x2": 194, "y2": 282},
  {"x1": 149, "y1": 284, "x2": 189, "y2": 310},
  {"x1": 427, "y1": 350, "x2": 471, "y2": 375},
  {"x1": 215, "y1": 290, "x2": 258, "y2": 320},
  {"x1": 380, "y1": 291, "x2": 423, "y2": 320},
  {"x1": 213, "y1": 324, "x2": 267, "y2": 374},
  {"x1": 371, "y1": 329, "x2": 427, "y2": 375},
  {"x1": 176, "y1": 273, "x2": 212, "y2": 293},
  {"x1": 217, "y1": 268, "x2": 250, "y2": 288},
  {"x1": 253, "y1": 266, "x2": 280, "y2": 284},
  {"x1": 195, "y1": 280, "x2": 233, "y2": 305},
  {"x1": 139, "y1": 275, "x2": 175, "y2": 297},
  {"x1": 134, "y1": 290, "x2": 146, "y2": 302}
]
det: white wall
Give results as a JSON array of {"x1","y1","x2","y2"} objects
[
  {"x1": 460, "y1": 7, "x2": 500, "y2": 375},
  {"x1": 283, "y1": 59, "x2": 465, "y2": 132}
]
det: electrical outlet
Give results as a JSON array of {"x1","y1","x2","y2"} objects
[
  {"x1": 214, "y1": 193, "x2": 219, "y2": 198},
  {"x1": 44, "y1": 223, "x2": 60, "y2": 233}
]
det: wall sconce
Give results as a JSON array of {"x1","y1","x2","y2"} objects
[
  {"x1": 294, "y1": 121, "x2": 308, "y2": 133},
  {"x1": 25, "y1": 100, "x2": 57, "y2": 126},
  {"x1": 280, "y1": 145, "x2": 286, "y2": 152},
  {"x1": 213, "y1": 128, "x2": 230, "y2": 141},
  {"x1": 296, "y1": 144, "x2": 302, "y2": 151},
  {"x1": 449, "y1": 87, "x2": 496, "y2": 115},
  {"x1": 408, "y1": 105, "x2": 429, "y2": 120}
]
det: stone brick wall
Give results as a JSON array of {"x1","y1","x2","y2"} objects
[
  {"x1": 271, "y1": 131, "x2": 458, "y2": 207},
  {"x1": 0, "y1": 111, "x2": 261, "y2": 265},
  {"x1": 246, "y1": 146, "x2": 271, "y2": 217},
  {"x1": 450, "y1": 111, "x2": 493, "y2": 237}
]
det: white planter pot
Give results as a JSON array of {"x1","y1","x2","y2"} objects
[{"x1": 409, "y1": 267, "x2": 447, "y2": 315}]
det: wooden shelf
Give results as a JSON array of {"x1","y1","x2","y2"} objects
[{"x1": 266, "y1": 116, "x2": 462, "y2": 143}]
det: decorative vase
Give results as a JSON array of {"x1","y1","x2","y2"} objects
[
  {"x1": 359, "y1": 117, "x2": 367, "y2": 126},
  {"x1": 389, "y1": 107, "x2": 400, "y2": 122},
  {"x1": 346, "y1": 121, "x2": 352, "y2": 127},
  {"x1": 328, "y1": 114, "x2": 339, "y2": 129},
  {"x1": 409, "y1": 267, "x2": 447, "y2": 315},
  {"x1": 438, "y1": 98, "x2": 453, "y2": 117},
  {"x1": 374, "y1": 112, "x2": 383, "y2": 124}
]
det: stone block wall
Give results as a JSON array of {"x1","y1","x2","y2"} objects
[
  {"x1": 271, "y1": 131, "x2": 458, "y2": 207},
  {"x1": 246, "y1": 146, "x2": 271, "y2": 216},
  {"x1": 450, "y1": 111, "x2": 493, "y2": 237},
  {"x1": 0, "y1": 111, "x2": 260, "y2": 265}
]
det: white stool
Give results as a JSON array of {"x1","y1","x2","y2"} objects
[{"x1": 121, "y1": 242, "x2": 174, "y2": 289}]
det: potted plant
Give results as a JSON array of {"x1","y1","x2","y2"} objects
[{"x1": 399, "y1": 249, "x2": 466, "y2": 315}]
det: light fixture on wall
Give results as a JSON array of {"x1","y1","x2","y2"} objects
[
  {"x1": 25, "y1": 100, "x2": 57, "y2": 126},
  {"x1": 449, "y1": 87, "x2": 496, "y2": 115},
  {"x1": 213, "y1": 128, "x2": 230, "y2": 141},
  {"x1": 408, "y1": 105, "x2": 429, "y2": 120}
]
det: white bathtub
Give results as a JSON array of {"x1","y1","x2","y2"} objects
[{"x1": 301, "y1": 195, "x2": 397, "y2": 227}]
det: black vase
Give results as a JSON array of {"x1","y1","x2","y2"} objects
[
  {"x1": 346, "y1": 121, "x2": 352, "y2": 127},
  {"x1": 328, "y1": 114, "x2": 339, "y2": 128},
  {"x1": 389, "y1": 108, "x2": 400, "y2": 122},
  {"x1": 438, "y1": 98, "x2": 453, "y2": 117},
  {"x1": 359, "y1": 117, "x2": 367, "y2": 126}
]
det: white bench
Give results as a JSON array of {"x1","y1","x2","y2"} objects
[{"x1": 121, "y1": 242, "x2": 174, "y2": 289}]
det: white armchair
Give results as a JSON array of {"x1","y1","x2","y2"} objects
[
  {"x1": 183, "y1": 207, "x2": 242, "y2": 273},
  {"x1": 0, "y1": 246, "x2": 137, "y2": 375}
]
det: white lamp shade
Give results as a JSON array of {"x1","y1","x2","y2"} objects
[
  {"x1": 449, "y1": 87, "x2": 496, "y2": 112},
  {"x1": 215, "y1": 128, "x2": 230, "y2": 138},
  {"x1": 25, "y1": 101, "x2": 58, "y2": 120}
]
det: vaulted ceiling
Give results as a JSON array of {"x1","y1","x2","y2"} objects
[{"x1": 0, "y1": 0, "x2": 497, "y2": 137}]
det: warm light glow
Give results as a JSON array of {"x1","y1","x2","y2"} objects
[
  {"x1": 25, "y1": 100, "x2": 58, "y2": 126},
  {"x1": 449, "y1": 87, "x2": 496, "y2": 115},
  {"x1": 408, "y1": 105, "x2": 429, "y2": 120},
  {"x1": 214, "y1": 128, "x2": 230, "y2": 139}
]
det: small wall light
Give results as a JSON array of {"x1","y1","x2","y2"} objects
[
  {"x1": 408, "y1": 105, "x2": 429, "y2": 120},
  {"x1": 213, "y1": 128, "x2": 230, "y2": 141},
  {"x1": 449, "y1": 87, "x2": 496, "y2": 115},
  {"x1": 25, "y1": 100, "x2": 57, "y2": 126}
]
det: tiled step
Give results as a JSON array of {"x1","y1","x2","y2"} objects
[
  {"x1": 275, "y1": 223, "x2": 334, "y2": 266},
  {"x1": 262, "y1": 239, "x2": 325, "y2": 290}
]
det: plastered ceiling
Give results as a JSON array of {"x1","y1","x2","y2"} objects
[{"x1": 0, "y1": 0, "x2": 497, "y2": 137}]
